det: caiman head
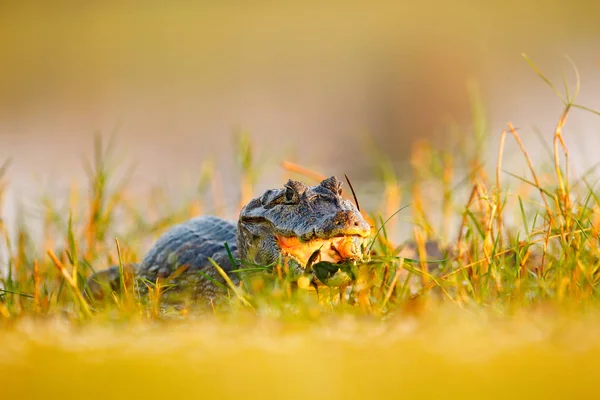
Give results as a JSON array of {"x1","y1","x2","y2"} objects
[{"x1": 237, "y1": 176, "x2": 372, "y2": 286}]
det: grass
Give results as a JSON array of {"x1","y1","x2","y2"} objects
[{"x1": 2, "y1": 57, "x2": 600, "y2": 398}]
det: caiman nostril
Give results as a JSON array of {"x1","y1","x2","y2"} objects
[{"x1": 331, "y1": 210, "x2": 368, "y2": 231}]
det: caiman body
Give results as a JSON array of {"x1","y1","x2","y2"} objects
[{"x1": 87, "y1": 176, "x2": 373, "y2": 303}]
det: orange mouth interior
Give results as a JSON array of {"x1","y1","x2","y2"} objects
[{"x1": 276, "y1": 235, "x2": 366, "y2": 265}]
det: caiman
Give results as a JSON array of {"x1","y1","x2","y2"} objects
[{"x1": 87, "y1": 176, "x2": 375, "y2": 304}]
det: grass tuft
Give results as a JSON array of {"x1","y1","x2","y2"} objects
[{"x1": 1, "y1": 57, "x2": 600, "y2": 398}]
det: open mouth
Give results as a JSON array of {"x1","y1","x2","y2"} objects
[{"x1": 276, "y1": 235, "x2": 369, "y2": 267}]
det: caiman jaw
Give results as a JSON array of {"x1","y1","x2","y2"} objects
[{"x1": 276, "y1": 235, "x2": 369, "y2": 267}]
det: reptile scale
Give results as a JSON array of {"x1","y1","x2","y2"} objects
[{"x1": 87, "y1": 176, "x2": 374, "y2": 303}]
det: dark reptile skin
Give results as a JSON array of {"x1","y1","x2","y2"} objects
[
  {"x1": 87, "y1": 176, "x2": 373, "y2": 304},
  {"x1": 135, "y1": 216, "x2": 239, "y2": 300}
]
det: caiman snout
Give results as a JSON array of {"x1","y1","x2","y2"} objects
[{"x1": 325, "y1": 210, "x2": 371, "y2": 237}]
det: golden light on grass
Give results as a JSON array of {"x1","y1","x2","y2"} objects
[
  {"x1": 47, "y1": 249, "x2": 92, "y2": 317},
  {"x1": 1, "y1": 56, "x2": 600, "y2": 399},
  {"x1": 2, "y1": 306, "x2": 600, "y2": 399}
]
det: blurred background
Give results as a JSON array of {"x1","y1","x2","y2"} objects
[{"x1": 0, "y1": 1, "x2": 599, "y2": 226}]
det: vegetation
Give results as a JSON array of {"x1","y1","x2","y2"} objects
[{"x1": 1, "y1": 57, "x2": 600, "y2": 398}]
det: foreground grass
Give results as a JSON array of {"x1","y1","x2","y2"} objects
[
  {"x1": 1, "y1": 58, "x2": 600, "y2": 398},
  {"x1": 2, "y1": 304, "x2": 600, "y2": 399}
]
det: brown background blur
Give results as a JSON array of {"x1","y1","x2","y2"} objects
[{"x1": 1, "y1": 1, "x2": 599, "y2": 217}]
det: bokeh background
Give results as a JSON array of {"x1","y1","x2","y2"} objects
[{"x1": 1, "y1": 1, "x2": 599, "y2": 226}]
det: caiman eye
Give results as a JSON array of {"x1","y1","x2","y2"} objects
[
  {"x1": 284, "y1": 186, "x2": 298, "y2": 204},
  {"x1": 260, "y1": 190, "x2": 274, "y2": 205}
]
